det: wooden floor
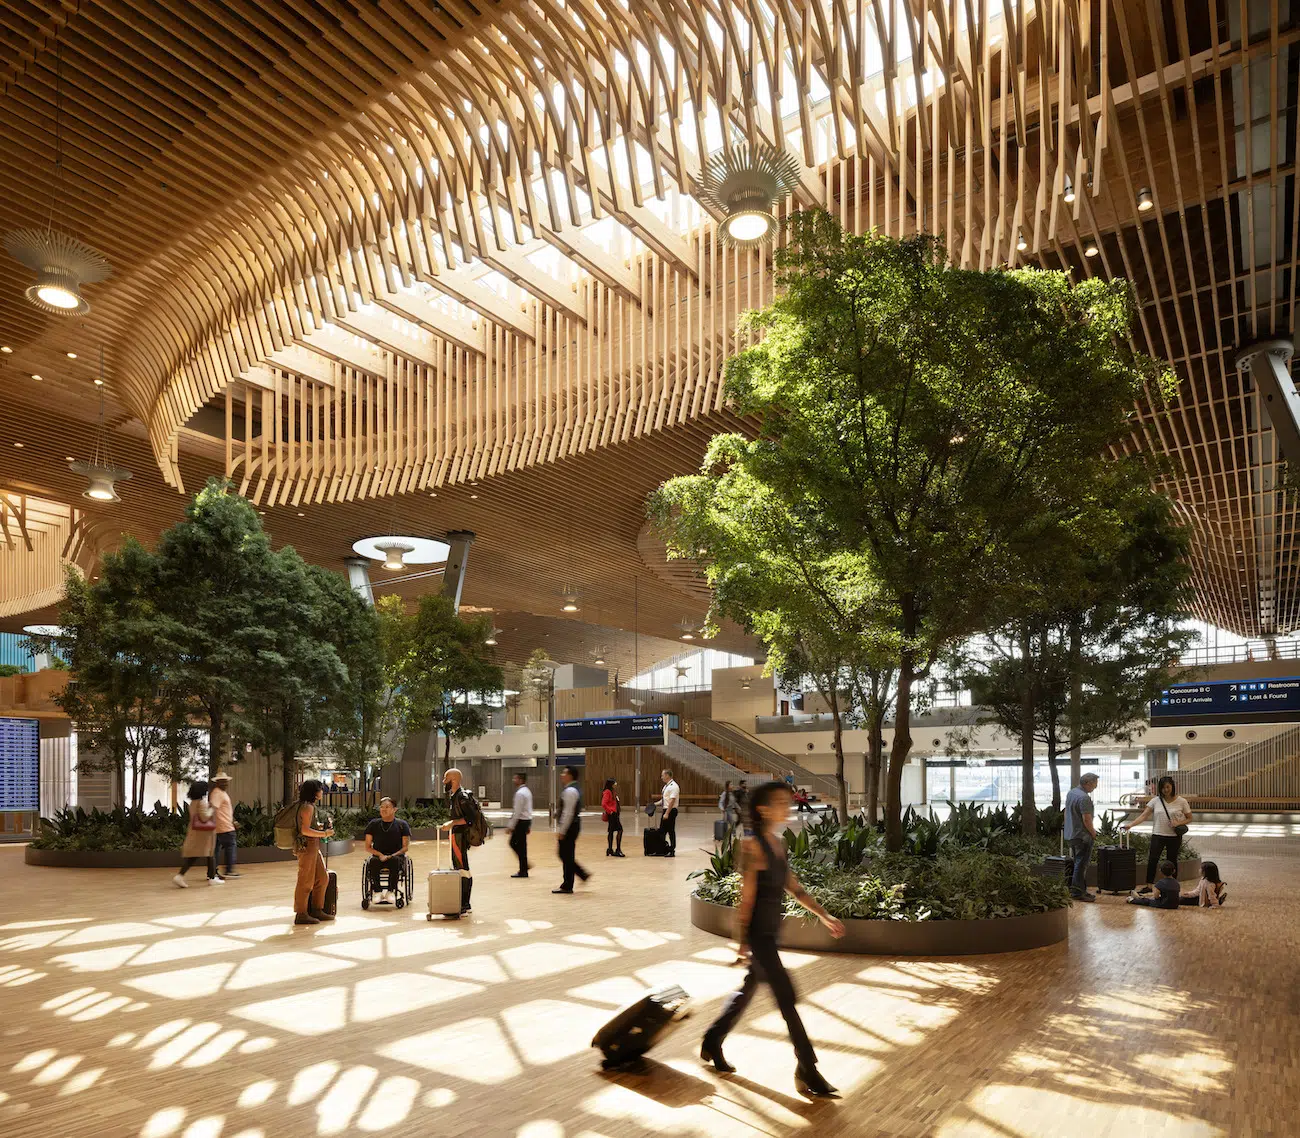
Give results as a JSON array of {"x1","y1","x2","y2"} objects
[{"x1": 0, "y1": 816, "x2": 1293, "y2": 1138}]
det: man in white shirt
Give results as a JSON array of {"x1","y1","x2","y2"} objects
[
  {"x1": 507, "y1": 772, "x2": 533, "y2": 879},
  {"x1": 657, "y1": 769, "x2": 681, "y2": 857},
  {"x1": 553, "y1": 766, "x2": 591, "y2": 894}
]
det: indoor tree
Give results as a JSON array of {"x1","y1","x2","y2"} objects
[
  {"x1": 29, "y1": 550, "x2": 199, "y2": 809},
  {"x1": 656, "y1": 210, "x2": 1175, "y2": 850}
]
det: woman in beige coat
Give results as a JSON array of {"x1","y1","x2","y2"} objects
[{"x1": 173, "y1": 781, "x2": 222, "y2": 887}]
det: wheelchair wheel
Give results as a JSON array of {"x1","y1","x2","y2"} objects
[
  {"x1": 362, "y1": 896, "x2": 370, "y2": 910},
  {"x1": 395, "y1": 895, "x2": 405, "y2": 909}
]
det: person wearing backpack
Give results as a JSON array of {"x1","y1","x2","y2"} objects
[
  {"x1": 439, "y1": 767, "x2": 479, "y2": 915},
  {"x1": 292, "y1": 779, "x2": 336, "y2": 925}
]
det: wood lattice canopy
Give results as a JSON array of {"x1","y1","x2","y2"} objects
[{"x1": 0, "y1": 0, "x2": 1298, "y2": 651}]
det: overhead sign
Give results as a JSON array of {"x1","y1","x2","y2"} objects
[
  {"x1": 555, "y1": 715, "x2": 667, "y2": 748},
  {"x1": 0, "y1": 717, "x2": 39, "y2": 812},
  {"x1": 1150, "y1": 677, "x2": 1300, "y2": 726}
]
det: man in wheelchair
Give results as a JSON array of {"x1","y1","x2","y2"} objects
[{"x1": 363, "y1": 797, "x2": 411, "y2": 906}]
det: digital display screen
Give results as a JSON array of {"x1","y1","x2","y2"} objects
[
  {"x1": 1149, "y1": 677, "x2": 1300, "y2": 725},
  {"x1": 554, "y1": 715, "x2": 667, "y2": 748},
  {"x1": 0, "y1": 717, "x2": 39, "y2": 811}
]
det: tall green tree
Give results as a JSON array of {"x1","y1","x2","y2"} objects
[
  {"x1": 969, "y1": 488, "x2": 1195, "y2": 810},
  {"x1": 324, "y1": 575, "x2": 396, "y2": 790},
  {"x1": 656, "y1": 211, "x2": 1175, "y2": 850},
  {"x1": 30, "y1": 550, "x2": 199, "y2": 808},
  {"x1": 152, "y1": 479, "x2": 282, "y2": 777},
  {"x1": 384, "y1": 593, "x2": 504, "y2": 767}
]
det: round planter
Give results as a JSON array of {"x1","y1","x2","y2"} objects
[
  {"x1": 690, "y1": 894, "x2": 1068, "y2": 956},
  {"x1": 24, "y1": 840, "x2": 355, "y2": 869}
]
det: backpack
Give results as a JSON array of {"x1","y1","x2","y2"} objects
[
  {"x1": 273, "y1": 801, "x2": 301, "y2": 850},
  {"x1": 463, "y1": 793, "x2": 491, "y2": 847}
]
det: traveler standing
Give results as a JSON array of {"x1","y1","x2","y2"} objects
[
  {"x1": 507, "y1": 772, "x2": 533, "y2": 878},
  {"x1": 1122, "y1": 775, "x2": 1192, "y2": 885},
  {"x1": 439, "y1": 767, "x2": 478, "y2": 914},
  {"x1": 602, "y1": 778, "x2": 625, "y2": 857},
  {"x1": 209, "y1": 772, "x2": 240, "y2": 878},
  {"x1": 173, "y1": 781, "x2": 222, "y2": 888},
  {"x1": 1063, "y1": 773, "x2": 1099, "y2": 902},
  {"x1": 292, "y1": 779, "x2": 335, "y2": 925},
  {"x1": 554, "y1": 766, "x2": 591, "y2": 893},
  {"x1": 700, "y1": 780, "x2": 845, "y2": 1097},
  {"x1": 656, "y1": 769, "x2": 680, "y2": 857},
  {"x1": 719, "y1": 781, "x2": 738, "y2": 829}
]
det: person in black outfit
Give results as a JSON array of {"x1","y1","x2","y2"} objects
[
  {"x1": 554, "y1": 766, "x2": 590, "y2": 894},
  {"x1": 701, "y1": 780, "x2": 845, "y2": 1098},
  {"x1": 363, "y1": 796, "x2": 411, "y2": 898},
  {"x1": 439, "y1": 767, "x2": 477, "y2": 914}
]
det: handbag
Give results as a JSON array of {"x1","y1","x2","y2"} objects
[
  {"x1": 1159, "y1": 796, "x2": 1189, "y2": 837},
  {"x1": 190, "y1": 805, "x2": 216, "y2": 832}
]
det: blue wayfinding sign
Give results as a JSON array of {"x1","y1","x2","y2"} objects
[
  {"x1": 555, "y1": 714, "x2": 667, "y2": 748},
  {"x1": 1150, "y1": 677, "x2": 1300, "y2": 726}
]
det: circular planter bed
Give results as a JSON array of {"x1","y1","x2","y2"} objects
[
  {"x1": 690, "y1": 894, "x2": 1067, "y2": 956},
  {"x1": 25, "y1": 839, "x2": 355, "y2": 869}
]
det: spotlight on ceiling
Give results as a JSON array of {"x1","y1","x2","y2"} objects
[
  {"x1": 697, "y1": 142, "x2": 801, "y2": 249},
  {"x1": 561, "y1": 594, "x2": 579, "y2": 613},
  {"x1": 485, "y1": 629, "x2": 500, "y2": 646},
  {"x1": 1063, "y1": 174, "x2": 1076, "y2": 204},
  {"x1": 1084, "y1": 238, "x2": 1100, "y2": 258},
  {"x1": 376, "y1": 540, "x2": 416, "y2": 571},
  {"x1": 1137, "y1": 187, "x2": 1154, "y2": 212},
  {"x1": 1016, "y1": 228, "x2": 1028, "y2": 252},
  {"x1": 4, "y1": 229, "x2": 112, "y2": 317}
]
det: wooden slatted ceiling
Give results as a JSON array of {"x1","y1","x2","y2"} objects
[{"x1": 1, "y1": 1, "x2": 1299, "y2": 638}]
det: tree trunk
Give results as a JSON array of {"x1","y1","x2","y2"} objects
[
  {"x1": 828, "y1": 681, "x2": 848, "y2": 822},
  {"x1": 1046, "y1": 721, "x2": 1062, "y2": 811},
  {"x1": 1020, "y1": 625, "x2": 1037, "y2": 836},
  {"x1": 866, "y1": 706, "x2": 883, "y2": 825},
  {"x1": 208, "y1": 705, "x2": 223, "y2": 780},
  {"x1": 281, "y1": 749, "x2": 295, "y2": 805},
  {"x1": 884, "y1": 658, "x2": 914, "y2": 852},
  {"x1": 1068, "y1": 618, "x2": 1083, "y2": 788}
]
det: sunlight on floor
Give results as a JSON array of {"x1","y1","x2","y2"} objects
[{"x1": 934, "y1": 1084, "x2": 1227, "y2": 1137}]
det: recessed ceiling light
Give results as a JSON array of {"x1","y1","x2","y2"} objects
[
  {"x1": 470, "y1": 493, "x2": 478, "y2": 499},
  {"x1": 66, "y1": 351, "x2": 77, "y2": 359},
  {"x1": 430, "y1": 492, "x2": 438, "y2": 497},
  {"x1": 13, "y1": 442, "x2": 23, "y2": 448},
  {"x1": 93, "y1": 378, "x2": 104, "y2": 386},
  {"x1": 31, "y1": 374, "x2": 41, "y2": 381},
  {"x1": 0, "y1": 346, "x2": 11, "y2": 353},
  {"x1": 296, "y1": 511, "x2": 305, "y2": 517},
  {"x1": 65, "y1": 455, "x2": 74, "y2": 461}
]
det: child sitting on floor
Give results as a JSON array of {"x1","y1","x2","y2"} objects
[
  {"x1": 1127, "y1": 861, "x2": 1180, "y2": 909},
  {"x1": 1180, "y1": 860, "x2": 1227, "y2": 907}
]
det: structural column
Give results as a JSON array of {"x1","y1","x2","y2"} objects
[
  {"x1": 344, "y1": 556, "x2": 375, "y2": 606},
  {"x1": 440, "y1": 530, "x2": 475, "y2": 613}
]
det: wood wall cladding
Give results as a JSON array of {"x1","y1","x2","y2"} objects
[
  {"x1": 583, "y1": 745, "x2": 724, "y2": 808},
  {"x1": 2, "y1": 1, "x2": 1300, "y2": 638}
]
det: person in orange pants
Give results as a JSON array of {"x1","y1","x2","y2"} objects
[{"x1": 294, "y1": 780, "x2": 336, "y2": 926}]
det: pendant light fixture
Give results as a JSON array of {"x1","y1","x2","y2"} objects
[
  {"x1": 376, "y1": 539, "x2": 416, "y2": 571},
  {"x1": 69, "y1": 350, "x2": 131, "y2": 502},
  {"x1": 4, "y1": 42, "x2": 112, "y2": 316},
  {"x1": 698, "y1": 141, "x2": 801, "y2": 249}
]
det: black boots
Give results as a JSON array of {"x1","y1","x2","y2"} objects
[
  {"x1": 460, "y1": 876, "x2": 473, "y2": 914},
  {"x1": 700, "y1": 1035, "x2": 735, "y2": 1073},
  {"x1": 795, "y1": 1065, "x2": 838, "y2": 1098}
]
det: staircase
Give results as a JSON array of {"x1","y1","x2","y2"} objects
[
  {"x1": 1151, "y1": 725, "x2": 1300, "y2": 807},
  {"x1": 653, "y1": 731, "x2": 748, "y2": 792},
  {"x1": 681, "y1": 717, "x2": 840, "y2": 802}
]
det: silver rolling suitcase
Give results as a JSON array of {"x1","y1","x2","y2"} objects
[{"x1": 426, "y1": 828, "x2": 463, "y2": 921}]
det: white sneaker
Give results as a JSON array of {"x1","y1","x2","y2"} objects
[
  {"x1": 172, "y1": 874, "x2": 188, "y2": 889},
  {"x1": 208, "y1": 876, "x2": 225, "y2": 886},
  {"x1": 382, "y1": 891, "x2": 393, "y2": 904}
]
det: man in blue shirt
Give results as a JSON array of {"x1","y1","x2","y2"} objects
[{"x1": 1063, "y1": 773, "x2": 1099, "y2": 902}]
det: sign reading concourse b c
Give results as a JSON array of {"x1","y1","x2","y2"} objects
[{"x1": 1150, "y1": 677, "x2": 1300, "y2": 726}]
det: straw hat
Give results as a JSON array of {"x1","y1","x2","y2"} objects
[{"x1": 212, "y1": 771, "x2": 232, "y2": 782}]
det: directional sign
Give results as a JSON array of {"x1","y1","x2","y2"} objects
[
  {"x1": 1150, "y1": 677, "x2": 1300, "y2": 725},
  {"x1": 555, "y1": 715, "x2": 667, "y2": 748}
]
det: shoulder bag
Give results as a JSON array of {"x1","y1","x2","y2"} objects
[{"x1": 1160, "y1": 796, "x2": 1189, "y2": 837}]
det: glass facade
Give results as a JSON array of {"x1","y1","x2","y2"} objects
[{"x1": 926, "y1": 752, "x2": 1145, "y2": 810}]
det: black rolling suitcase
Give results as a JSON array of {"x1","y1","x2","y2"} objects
[
  {"x1": 323, "y1": 869, "x2": 339, "y2": 915},
  {"x1": 592, "y1": 984, "x2": 691, "y2": 1069},
  {"x1": 643, "y1": 827, "x2": 669, "y2": 857},
  {"x1": 1041, "y1": 855, "x2": 1073, "y2": 884},
  {"x1": 1096, "y1": 831, "x2": 1136, "y2": 893},
  {"x1": 713, "y1": 819, "x2": 729, "y2": 842}
]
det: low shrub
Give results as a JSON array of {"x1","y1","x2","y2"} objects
[{"x1": 32, "y1": 798, "x2": 449, "y2": 852}]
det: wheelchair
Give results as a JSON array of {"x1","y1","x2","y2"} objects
[{"x1": 360, "y1": 852, "x2": 414, "y2": 910}]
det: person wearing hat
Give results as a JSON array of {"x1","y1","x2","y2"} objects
[{"x1": 209, "y1": 771, "x2": 240, "y2": 879}]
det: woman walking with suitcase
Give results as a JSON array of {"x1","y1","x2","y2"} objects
[
  {"x1": 700, "y1": 780, "x2": 845, "y2": 1098},
  {"x1": 292, "y1": 779, "x2": 336, "y2": 925},
  {"x1": 602, "y1": 778, "x2": 624, "y2": 857}
]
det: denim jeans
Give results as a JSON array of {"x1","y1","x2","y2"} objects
[
  {"x1": 215, "y1": 830, "x2": 237, "y2": 874},
  {"x1": 1069, "y1": 835, "x2": 1093, "y2": 896}
]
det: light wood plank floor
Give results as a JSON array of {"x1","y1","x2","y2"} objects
[{"x1": 0, "y1": 816, "x2": 1292, "y2": 1138}]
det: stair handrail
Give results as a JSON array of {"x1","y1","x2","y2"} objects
[
  {"x1": 1149, "y1": 724, "x2": 1300, "y2": 797},
  {"x1": 684, "y1": 717, "x2": 840, "y2": 801}
]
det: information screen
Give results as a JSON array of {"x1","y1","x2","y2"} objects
[
  {"x1": 1149, "y1": 677, "x2": 1300, "y2": 726},
  {"x1": 555, "y1": 715, "x2": 667, "y2": 748},
  {"x1": 0, "y1": 717, "x2": 39, "y2": 811}
]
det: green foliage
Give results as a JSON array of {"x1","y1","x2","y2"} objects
[
  {"x1": 0, "y1": 663, "x2": 24, "y2": 677},
  {"x1": 384, "y1": 593, "x2": 503, "y2": 760},
  {"x1": 32, "y1": 798, "x2": 449, "y2": 852}
]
